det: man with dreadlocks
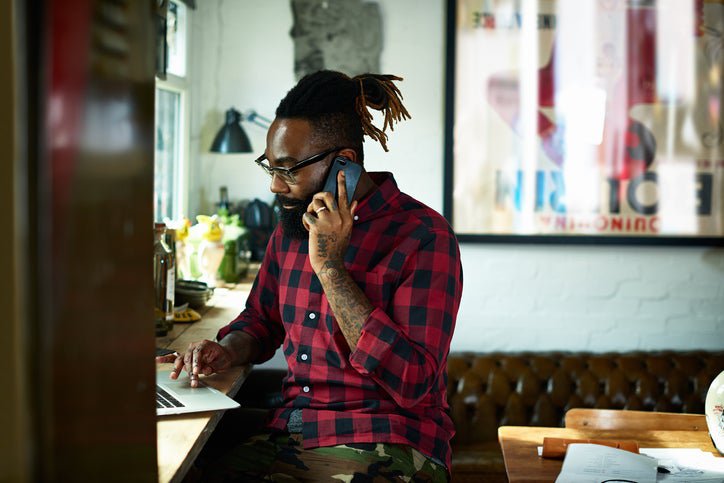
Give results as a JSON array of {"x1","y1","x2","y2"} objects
[{"x1": 161, "y1": 70, "x2": 463, "y2": 481}]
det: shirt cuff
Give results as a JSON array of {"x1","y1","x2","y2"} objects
[
  {"x1": 216, "y1": 321, "x2": 277, "y2": 364},
  {"x1": 348, "y1": 307, "x2": 400, "y2": 375}
]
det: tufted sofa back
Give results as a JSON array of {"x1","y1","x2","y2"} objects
[{"x1": 446, "y1": 351, "x2": 724, "y2": 446}]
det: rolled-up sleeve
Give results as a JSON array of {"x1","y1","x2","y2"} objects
[
  {"x1": 349, "y1": 228, "x2": 463, "y2": 408},
  {"x1": 216, "y1": 232, "x2": 285, "y2": 364}
]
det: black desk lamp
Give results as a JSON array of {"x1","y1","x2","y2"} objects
[{"x1": 210, "y1": 108, "x2": 272, "y2": 153}]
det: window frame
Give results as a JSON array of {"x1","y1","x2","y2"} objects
[
  {"x1": 154, "y1": 77, "x2": 189, "y2": 222},
  {"x1": 154, "y1": 0, "x2": 191, "y2": 222}
]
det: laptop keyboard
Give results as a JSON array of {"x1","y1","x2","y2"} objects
[{"x1": 156, "y1": 385, "x2": 185, "y2": 409}]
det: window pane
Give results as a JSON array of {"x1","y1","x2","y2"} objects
[
  {"x1": 167, "y1": 1, "x2": 187, "y2": 77},
  {"x1": 155, "y1": 88, "x2": 181, "y2": 222}
]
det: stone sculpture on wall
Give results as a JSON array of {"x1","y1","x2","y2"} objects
[{"x1": 290, "y1": 0, "x2": 382, "y2": 80}]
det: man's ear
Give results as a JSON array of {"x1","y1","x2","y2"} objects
[{"x1": 338, "y1": 148, "x2": 360, "y2": 164}]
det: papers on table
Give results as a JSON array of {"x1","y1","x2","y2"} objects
[
  {"x1": 641, "y1": 448, "x2": 724, "y2": 482},
  {"x1": 553, "y1": 444, "x2": 724, "y2": 483},
  {"x1": 555, "y1": 444, "x2": 658, "y2": 483}
]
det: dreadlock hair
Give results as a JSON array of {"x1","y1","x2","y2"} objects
[{"x1": 275, "y1": 70, "x2": 411, "y2": 162}]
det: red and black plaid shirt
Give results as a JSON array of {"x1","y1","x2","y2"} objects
[{"x1": 218, "y1": 172, "x2": 463, "y2": 469}]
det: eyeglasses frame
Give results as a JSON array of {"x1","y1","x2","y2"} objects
[{"x1": 254, "y1": 147, "x2": 342, "y2": 185}]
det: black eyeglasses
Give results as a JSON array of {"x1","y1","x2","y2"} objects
[{"x1": 254, "y1": 147, "x2": 340, "y2": 185}]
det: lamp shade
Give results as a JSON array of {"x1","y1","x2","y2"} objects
[{"x1": 210, "y1": 108, "x2": 252, "y2": 153}]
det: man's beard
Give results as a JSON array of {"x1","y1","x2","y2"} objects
[
  {"x1": 276, "y1": 175, "x2": 326, "y2": 240},
  {"x1": 276, "y1": 194, "x2": 311, "y2": 240}
]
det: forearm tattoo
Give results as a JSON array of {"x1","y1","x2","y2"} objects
[
  {"x1": 318, "y1": 260, "x2": 374, "y2": 350},
  {"x1": 316, "y1": 233, "x2": 337, "y2": 259}
]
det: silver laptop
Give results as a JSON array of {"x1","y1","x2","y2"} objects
[{"x1": 156, "y1": 370, "x2": 240, "y2": 416}]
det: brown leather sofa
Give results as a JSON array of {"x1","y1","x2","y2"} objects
[
  {"x1": 233, "y1": 350, "x2": 724, "y2": 482},
  {"x1": 446, "y1": 351, "x2": 724, "y2": 482}
]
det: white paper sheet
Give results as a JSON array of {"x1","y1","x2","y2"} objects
[
  {"x1": 641, "y1": 448, "x2": 724, "y2": 482},
  {"x1": 555, "y1": 443, "x2": 658, "y2": 483}
]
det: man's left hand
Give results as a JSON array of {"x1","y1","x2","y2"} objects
[{"x1": 302, "y1": 170, "x2": 358, "y2": 274}]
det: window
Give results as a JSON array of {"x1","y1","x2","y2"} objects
[
  {"x1": 166, "y1": 0, "x2": 187, "y2": 78},
  {"x1": 154, "y1": 0, "x2": 188, "y2": 222},
  {"x1": 155, "y1": 85, "x2": 184, "y2": 221}
]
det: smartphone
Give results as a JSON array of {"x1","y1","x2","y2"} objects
[
  {"x1": 156, "y1": 347, "x2": 177, "y2": 357},
  {"x1": 322, "y1": 156, "x2": 362, "y2": 205}
]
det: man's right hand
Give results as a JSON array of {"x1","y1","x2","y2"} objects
[{"x1": 156, "y1": 339, "x2": 233, "y2": 388}]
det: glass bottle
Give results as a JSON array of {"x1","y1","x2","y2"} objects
[
  {"x1": 164, "y1": 228, "x2": 177, "y2": 280},
  {"x1": 219, "y1": 238, "x2": 238, "y2": 283},
  {"x1": 154, "y1": 223, "x2": 175, "y2": 336},
  {"x1": 218, "y1": 186, "x2": 230, "y2": 213}
]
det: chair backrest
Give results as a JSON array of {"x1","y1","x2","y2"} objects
[{"x1": 564, "y1": 408, "x2": 707, "y2": 431}]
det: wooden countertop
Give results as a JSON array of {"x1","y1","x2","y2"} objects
[{"x1": 156, "y1": 267, "x2": 258, "y2": 483}]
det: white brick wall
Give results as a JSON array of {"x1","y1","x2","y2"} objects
[
  {"x1": 189, "y1": 1, "x2": 724, "y2": 368},
  {"x1": 452, "y1": 245, "x2": 724, "y2": 352}
]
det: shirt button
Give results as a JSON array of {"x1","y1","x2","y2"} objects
[
  {"x1": 303, "y1": 385, "x2": 310, "y2": 393},
  {"x1": 301, "y1": 353, "x2": 308, "y2": 361},
  {"x1": 353, "y1": 215, "x2": 359, "y2": 221},
  {"x1": 308, "y1": 313, "x2": 316, "y2": 320}
]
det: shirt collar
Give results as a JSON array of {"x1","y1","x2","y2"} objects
[{"x1": 353, "y1": 172, "x2": 400, "y2": 222}]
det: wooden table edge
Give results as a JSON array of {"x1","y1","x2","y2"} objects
[
  {"x1": 163, "y1": 365, "x2": 252, "y2": 483},
  {"x1": 156, "y1": 276, "x2": 258, "y2": 483}
]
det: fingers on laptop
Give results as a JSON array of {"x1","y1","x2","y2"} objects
[
  {"x1": 165, "y1": 340, "x2": 220, "y2": 385},
  {"x1": 169, "y1": 344, "x2": 195, "y2": 380},
  {"x1": 187, "y1": 341, "x2": 211, "y2": 386},
  {"x1": 155, "y1": 353, "x2": 178, "y2": 364},
  {"x1": 190, "y1": 345, "x2": 204, "y2": 387},
  {"x1": 170, "y1": 352, "x2": 185, "y2": 379}
]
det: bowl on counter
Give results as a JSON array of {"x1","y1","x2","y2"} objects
[{"x1": 175, "y1": 280, "x2": 213, "y2": 309}]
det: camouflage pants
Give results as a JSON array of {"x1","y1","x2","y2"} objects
[{"x1": 203, "y1": 432, "x2": 449, "y2": 483}]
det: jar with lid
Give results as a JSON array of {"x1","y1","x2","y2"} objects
[{"x1": 154, "y1": 223, "x2": 176, "y2": 336}]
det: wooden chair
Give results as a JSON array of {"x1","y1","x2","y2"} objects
[{"x1": 564, "y1": 408, "x2": 707, "y2": 431}]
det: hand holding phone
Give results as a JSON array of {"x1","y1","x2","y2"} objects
[
  {"x1": 305, "y1": 156, "x2": 361, "y2": 274},
  {"x1": 322, "y1": 156, "x2": 362, "y2": 205}
]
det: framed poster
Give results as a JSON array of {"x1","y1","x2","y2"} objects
[{"x1": 444, "y1": 0, "x2": 724, "y2": 245}]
